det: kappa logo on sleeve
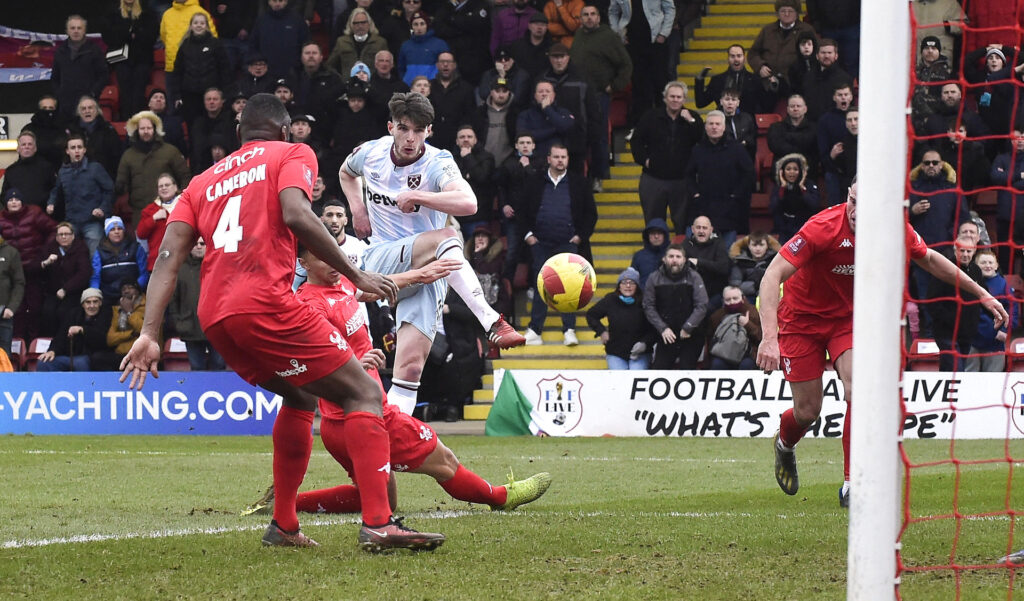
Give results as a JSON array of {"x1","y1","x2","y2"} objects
[
  {"x1": 303, "y1": 165, "x2": 313, "y2": 188},
  {"x1": 787, "y1": 236, "x2": 806, "y2": 254}
]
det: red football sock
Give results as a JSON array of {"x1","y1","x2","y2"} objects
[
  {"x1": 778, "y1": 408, "x2": 810, "y2": 449},
  {"x1": 842, "y1": 401, "x2": 851, "y2": 481},
  {"x1": 343, "y1": 411, "x2": 392, "y2": 527},
  {"x1": 271, "y1": 406, "x2": 315, "y2": 532},
  {"x1": 440, "y1": 464, "x2": 507, "y2": 506},
  {"x1": 296, "y1": 485, "x2": 362, "y2": 514}
]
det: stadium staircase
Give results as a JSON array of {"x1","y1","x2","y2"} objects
[{"x1": 462, "y1": 0, "x2": 776, "y2": 420}]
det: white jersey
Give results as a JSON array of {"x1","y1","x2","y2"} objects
[{"x1": 343, "y1": 136, "x2": 461, "y2": 244}]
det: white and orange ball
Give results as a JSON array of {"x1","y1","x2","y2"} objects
[{"x1": 537, "y1": 253, "x2": 596, "y2": 313}]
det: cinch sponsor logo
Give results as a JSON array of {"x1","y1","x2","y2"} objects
[{"x1": 214, "y1": 146, "x2": 265, "y2": 174}]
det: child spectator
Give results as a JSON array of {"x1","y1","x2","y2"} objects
[
  {"x1": 728, "y1": 231, "x2": 780, "y2": 303},
  {"x1": 967, "y1": 250, "x2": 1018, "y2": 372},
  {"x1": 720, "y1": 87, "x2": 756, "y2": 162},
  {"x1": 170, "y1": 12, "x2": 232, "y2": 129},
  {"x1": 586, "y1": 267, "x2": 656, "y2": 370},
  {"x1": 160, "y1": 0, "x2": 218, "y2": 74}
]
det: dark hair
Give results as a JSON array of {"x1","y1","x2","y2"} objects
[
  {"x1": 833, "y1": 81, "x2": 853, "y2": 94},
  {"x1": 727, "y1": 43, "x2": 745, "y2": 53},
  {"x1": 456, "y1": 123, "x2": 477, "y2": 135},
  {"x1": 516, "y1": 131, "x2": 535, "y2": 142},
  {"x1": 388, "y1": 92, "x2": 434, "y2": 128},
  {"x1": 748, "y1": 231, "x2": 769, "y2": 245},
  {"x1": 239, "y1": 93, "x2": 290, "y2": 132},
  {"x1": 666, "y1": 243, "x2": 685, "y2": 256},
  {"x1": 65, "y1": 132, "x2": 87, "y2": 148},
  {"x1": 548, "y1": 142, "x2": 568, "y2": 155},
  {"x1": 120, "y1": 280, "x2": 141, "y2": 295},
  {"x1": 720, "y1": 86, "x2": 740, "y2": 99},
  {"x1": 322, "y1": 199, "x2": 347, "y2": 211},
  {"x1": 818, "y1": 38, "x2": 838, "y2": 51}
]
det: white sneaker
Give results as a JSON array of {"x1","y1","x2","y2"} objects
[
  {"x1": 524, "y1": 329, "x2": 543, "y2": 346},
  {"x1": 563, "y1": 329, "x2": 579, "y2": 346}
]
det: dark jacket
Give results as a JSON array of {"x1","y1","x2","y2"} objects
[
  {"x1": 927, "y1": 249, "x2": 984, "y2": 342},
  {"x1": 22, "y1": 109, "x2": 67, "y2": 168},
  {"x1": 539, "y1": 65, "x2": 602, "y2": 153},
  {"x1": 933, "y1": 137, "x2": 990, "y2": 193},
  {"x1": 115, "y1": 136, "x2": 191, "y2": 223},
  {"x1": 250, "y1": 6, "x2": 310, "y2": 80},
  {"x1": 189, "y1": 111, "x2": 237, "y2": 175},
  {"x1": 430, "y1": 76, "x2": 479, "y2": 153},
  {"x1": 706, "y1": 300, "x2": 762, "y2": 361},
  {"x1": 398, "y1": 30, "x2": 449, "y2": 84},
  {"x1": 48, "y1": 158, "x2": 114, "y2": 227},
  {"x1": 586, "y1": 289, "x2": 657, "y2": 360},
  {"x1": 170, "y1": 32, "x2": 232, "y2": 98},
  {"x1": 630, "y1": 218, "x2": 669, "y2": 288},
  {"x1": 0, "y1": 240, "x2": 25, "y2": 315},
  {"x1": 817, "y1": 106, "x2": 848, "y2": 174},
  {"x1": 210, "y1": 0, "x2": 256, "y2": 39},
  {"x1": 90, "y1": 238, "x2": 149, "y2": 304},
  {"x1": 990, "y1": 150, "x2": 1024, "y2": 224},
  {"x1": 964, "y1": 45, "x2": 1018, "y2": 135},
  {"x1": 496, "y1": 151, "x2": 544, "y2": 214},
  {"x1": 631, "y1": 106, "x2": 703, "y2": 180},
  {"x1": 476, "y1": 65, "x2": 531, "y2": 110},
  {"x1": 684, "y1": 136, "x2": 754, "y2": 234},
  {"x1": 51, "y1": 40, "x2": 108, "y2": 121},
  {"x1": 908, "y1": 161, "x2": 970, "y2": 247},
  {"x1": 515, "y1": 102, "x2": 576, "y2": 159},
  {"x1": 724, "y1": 111, "x2": 757, "y2": 161},
  {"x1": 642, "y1": 262, "x2": 708, "y2": 335},
  {"x1": 71, "y1": 117, "x2": 125, "y2": 179},
  {"x1": 694, "y1": 67, "x2": 764, "y2": 112},
  {"x1": 518, "y1": 170, "x2": 599, "y2": 264},
  {"x1": 471, "y1": 99, "x2": 521, "y2": 163},
  {"x1": 40, "y1": 237, "x2": 92, "y2": 298},
  {"x1": 232, "y1": 71, "x2": 278, "y2": 99},
  {"x1": 569, "y1": 24, "x2": 632, "y2": 95},
  {"x1": 170, "y1": 253, "x2": 206, "y2": 341},
  {"x1": 510, "y1": 35, "x2": 554, "y2": 80},
  {"x1": 101, "y1": 6, "x2": 160, "y2": 68},
  {"x1": 767, "y1": 117, "x2": 819, "y2": 178},
  {"x1": 0, "y1": 205, "x2": 56, "y2": 271},
  {"x1": 453, "y1": 146, "x2": 497, "y2": 225},
  {"x1": 294, "y1": 65, "x2": 347, "y2": 141},
  {"x1": 802, "y1": 63, "x2": 853, "y2": 121},
  {"x1": 973, "y1": 272, "x2": 1017, "y2": 352},
  {"x1": 49, "y1": 304, "x2": 113, "y2": 358},
  {"x1": 681, "y1": 235, "x2": 731, "y2": 300},
  {"x1": 433, "y1": 0, "x2": 493, "y2": 84},
  {"x1": 0, "y1": 154, "x2": 56, "y2": 210},
  {"x1": 770, "y1": 153, "x2": 820, "y2": 243},
  {"x1": 728, "y1": 234, "x2": 781, "y2": 299}
]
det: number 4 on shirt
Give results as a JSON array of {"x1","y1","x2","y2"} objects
[{"x1": 212, "y1": 195, "x2": 243, "y2": 253}]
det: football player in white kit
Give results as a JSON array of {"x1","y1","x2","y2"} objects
[{"x1": 339, "y1": 92, "x2": 526, "y2": 416}]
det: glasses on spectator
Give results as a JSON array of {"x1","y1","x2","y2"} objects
[{"x1": 922, "y1": 160, "x2": 941, "y2": 166}]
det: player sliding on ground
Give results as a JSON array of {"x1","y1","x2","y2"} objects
[
  {"x1": 339, "y1": 92, "x2": 526, "y2": 418},
  {"x1": 240, "y1": 245, "x2": 552, "y2": 539},
  {"x1": 756, "y1": 181, "x2": 1008, "y2": 507},
  {"x1": 118, "y1": 93, "x2": 445, "y2": 552}
]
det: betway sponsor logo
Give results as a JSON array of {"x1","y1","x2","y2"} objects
[
  {"x1": 206, "y1": 164, "x2": 267, "y2": 202},
  {"x1": 364, "y1": 189, "x2": 419, "y2": 212}
]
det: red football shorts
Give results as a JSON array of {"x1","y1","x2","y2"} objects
[
  {"x1": 777, "y1": 305, "x2": 852, "y2": 382},
  {"x1": 204, "y1": 303, "x2": 354, "y2": 386},
  {"x1": 320, "y1": 405, "x2": 439, "y2": 479}
]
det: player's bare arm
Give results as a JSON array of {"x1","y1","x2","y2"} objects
[
  {"x1": 395, "y1": 178, "x2": 477, "y2": 216},
  {"x1": 338, "y1": 164, "x2": 372, "y2": 238},
  {"x1": 756, "y1": 253, "x2": 799, "y2": 373},
  {"x1": 913, "y1": 248, "x2": 1010, "y2": 328},
  {"x1": 119, "y1": 221, "x2": 196, "y2": 390},
  {"x1": 355, "y1": 258, "x2": 461, "y2": 302},
  {"x1": 281, "y1": 187, "x2": 398, "y2": 304}
]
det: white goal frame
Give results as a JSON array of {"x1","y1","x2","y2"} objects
[{"x1": 847, "y1": 0, "x2": 909, "y2": 599}]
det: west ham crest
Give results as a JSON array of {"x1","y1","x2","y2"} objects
[{"x1": 407, "y1": 173, "x2": 422, "y2": 189}]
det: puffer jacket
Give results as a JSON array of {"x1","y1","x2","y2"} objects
[
  {"x1": 160, "y1": 0, "x2": 218, "y2": 72},
  {"x1": 107, "y1": 295, "x2": 148, "y2": 354},
  {"x1": 0, "y1": 205, "x2": 56, "y2": 269},
  {"x1": 90, "y1": 238, "x2": 149, "y2": 304},
  {"x1": 398, "y1": 31, "x2": 449, "y2": 85},
  {"x1": 728, "y1": 234, "x2": 781, "y2": 299},
  {"x1": 770, "y1": 152, "x2": 820, "y2": 243}
]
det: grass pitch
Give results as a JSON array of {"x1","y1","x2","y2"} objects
[{"x1": 2, "y1": 435, "x2": 1022, "y2": 600}]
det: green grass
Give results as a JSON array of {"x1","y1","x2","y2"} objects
[{"x1": 2, "y1": 435, "x2": 1024, "y2": 600}]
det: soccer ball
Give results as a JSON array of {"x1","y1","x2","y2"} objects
[{"x1": 537, "y1": 253, "x2": 596, "y2": 313}]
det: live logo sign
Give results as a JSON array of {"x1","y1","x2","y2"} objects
[{"x1": 0, "y1": 116, "x2": 8, "y2": 139}]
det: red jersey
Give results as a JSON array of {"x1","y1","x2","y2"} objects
[
  {"x1": 296, "y1": 277, "x2": 392, "y2": 420},
  {"x1": 169, "y1": 141, "x2": 317, "y2": 328},
  {"x1": 779, "y1": 204, "x2": 928, "y2": 320}
]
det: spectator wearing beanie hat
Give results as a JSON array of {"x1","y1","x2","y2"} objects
[
  {"x1": 586, "y1": 266, "x2": 657, "y2": 370},
  {"x1": 964, "y1": 43, "x2": 1019, "y2": 136},
  {"x1": 35, "y1": 287, "x2": 113, "y2": 372},
  {"x1": 0, "y1": 187, "x2": 57, "y2": 343},
  {"x1": 90, "y1": 216, "x2": 148, "y2": 306}
]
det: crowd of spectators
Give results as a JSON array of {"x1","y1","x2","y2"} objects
[{"x1": 1, "y1": 0, "x2": 1022, "y2": 378}]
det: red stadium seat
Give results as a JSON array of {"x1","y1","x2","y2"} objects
[
  {"x1": 755, "y1": 112, "x2": 782, "y2": 134},
  {"x1": 25, "y1": 337, "x2": 51, "y2": 372},
  {"x1": 100, "y1": 85, "x2": 119, "y2": 114},
  {"x1": 163, "y1": 338, "x2": 191, "y2": 371},
  {"x1": 112, "y1": 121, "x2": 128, "y2": 141},
  {"x1": 907, "y1": 338, "x2": 941, "y2": 371},
  {"x1": 9, "y1": 337, "x2": 25, "y2": 370},
  {"x1": 1008, "y1": 338, "x2": 1024, "y2": 371},
  {"x1": 153, "y1": 47, "x2": 165, "y2": 70}
]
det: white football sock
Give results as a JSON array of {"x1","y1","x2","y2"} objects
[
  {"x1": 437, "y1": 238, "x2": 499, "y2": 330},
  {"x1": 388, "y1": 379, "x2": 420, "y2": 416}
]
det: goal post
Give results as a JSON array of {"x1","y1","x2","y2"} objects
[{"x1": 847, "y1": 0, "x2": 910, "y2": 598}]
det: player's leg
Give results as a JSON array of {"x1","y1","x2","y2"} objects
[
  {"x1": 833, "y1": 348, "x2": 853, "y2": 507},
  {"x1": 389, "y1": 321, "x2": 433, "y2": 415},
  {"x1": 255, "y1": 378, "x2": 321, "y2": 547},
  {"x1": 411, "y1": 228, "x2": 524, "y2": 348}
]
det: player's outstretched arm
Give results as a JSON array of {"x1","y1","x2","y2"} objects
[
  {"x1": 756, "y1": 253, "x2": 798, "y2": 374},
  {"x1": 355, "y1": 259, "x2": 460, "y2": 302},
  {"x1": 395, "y1": 178, "x2": 477, "y2": 216},
  {"x1": 119, "y1": 221, "x2": 195, "y2": 390},
  {"x1": 281, "y1": 186, "x2": 398, "y2": 304},
  {"x1": 339, "y1": 166, "x2": 372, "y2": 239},
  {"x1": 914, "y1": 248, "x2": 1010, "y2": 328}
]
